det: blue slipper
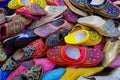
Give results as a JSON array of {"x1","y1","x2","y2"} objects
[
  {"x1": 42, "y1": 68, "x2": 65, "y2": 80},
  {"x1": 0, "y1": 69, "x2": 12, "y2": 80},
  {"x1": 0, "y1": 0, "x2": 10, "y2": 7}
]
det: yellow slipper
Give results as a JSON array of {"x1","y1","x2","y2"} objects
[
  {"x1": 69, "y1": 24, "x2": 90, "y2": 33},
  {"x1": 8, "y1": 0, "x2": 46, "y2": 9},
  {"x1": 64, "y1": 30, "x2": 102, "y2": 46},
  {"x1": 60, "y1": 67, "x2": 104, "y2": 80}
]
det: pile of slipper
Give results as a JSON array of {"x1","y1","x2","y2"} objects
[{"x1": 0, "y1": 0, "x2": 120, "y2": 80}]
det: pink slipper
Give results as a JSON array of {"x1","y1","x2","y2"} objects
[
  {"x1": 34, "y1": 19, "x2": 73, "y2": 38},
  {"x1": 109, "y1": 54, "x2": 120, "y2": 68},
  {"x1": 94, "y1": 38, "x2": 106, "y2": 50},
  {"x1": 63, "y1": 9, "x2": 78, "y2": 23},
  {"x1": 7, "y1": 58, "x2": 56, "y2": 80}
]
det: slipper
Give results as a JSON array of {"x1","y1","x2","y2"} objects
[
  {"x1": 12, "y1": 64, "x2": 43, "y2": 80},
  {"x1": 69, "y1": 24, "x2": 90, "y2": 33},
  {"x1": 63, "y1": 9, "x2": 78, "y2": 23},
  {"x1": 70, "y1": 0, "x2": 120, "y2": 18},
  {"x1": 7, "y1": 58, "x2": 55, "y2": 80},
  {"x1": 16, "y1": 3, "x2": 47, "y2": 19},
  {"x1": 64, "y1": 0, "x2": 88, "y2": 16},
  {"x1": 0, "y1": 21, "x2": 25, "y2": 40},
  {"x1": 78, "y1": 66, "x2": 120, "y2": 80},
  {"x1": 47, "y1": 45, "x2": 103, "y2": 66},
  {"x1": 60, "y1": 67, "x2": 104, "y2": 80},
  {"x1": 6, "y1": 61, "x2": 34, "y2": 80},
  {"x1": 8, "y1": 0, "x2": 47, "y2": 9},
  {"x1": 69, "y1": 0, "x2": 94, "y2": 12},
  {"x1": 0, "y1": 0, "x2": 10, "y2": 7},
  {"x1": 42, "y1": 68, "x2": 65, "y2": 80},
  {"x1": 3, "y1": 29, "x2": 39, "y2": 48},
  {"x1": 28, "y1": 6, "x2": 67, "y2": 29},
  {"x1": 0, "y1": 8, "x2": 6, "y2": 25},
  {"x1": 27, "y1": 38, "x2": 48, "y2": 58},
  {"x1": 34, "y1": 19, "x2": 73, "y2": 38},
  {"x1": 88, "y1": 0, "x2": 120, "y2": 18},
  {"x1": 94, "y1": 38, "x2": 106, "y2": 50},
  {"x1": 7, "y1": 15, "x2": 32, "y2": 26},
  {"x1": 0, "y1": 70, "x2": 12, "y2": 80},
  {"x1": 109, "y1": 54, "x2": 120, "y2": 68},
  {"x1": 46, "y1": 28, "x2": 69, "y2": 47},
  {"x1": 102, "y1": 38, "x2": 120, "y2": 67},
  {"x1": 64, "y1": 30, "x2": 102, "y2": 46},
  {"x1": 1, "y1": 47, "x2": 35, "y2": 71},
  {"x1": 78, "y1": 16, "x2": 120, "y2": 37}
]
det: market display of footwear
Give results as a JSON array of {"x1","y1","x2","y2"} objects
[{"x1": 0, "y1": 0, "x2": 119, "y2": 80}]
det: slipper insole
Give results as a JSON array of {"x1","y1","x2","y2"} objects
[
  {"x1": 51, "y1": 19, "x2": 65, "y2": 27},
  {"x1": 66, "y1": 47, "x2": 81, "y2": 60},
  {"x1": 20, "y1": 0, "x2": 30, "y2": 5},
  {"x1": 13, "y1": 49, "x2": 24, "y2": 61},
  {"x1": 78, "y1": 16, "x2": 105, "y2": 27},
  {"x1": 22, "y1": 61, "x2": 34, "y2": 69},
  {"x1": 90, "y1": 0, "x2": 105, "y2": 5},
  {"x1": 75, "y1": 31, "x2": 87, "y2": 43}
]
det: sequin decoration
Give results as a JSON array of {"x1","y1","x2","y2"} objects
[{"x1": 98, "y1": 1, "x2": 119, "y2": 17}]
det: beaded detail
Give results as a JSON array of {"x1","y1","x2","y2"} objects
[
  {"x1": 85, "y1": 48, "x2": 103, "y2": 64},
  {"x1": 83, "y1": 30, "x2": 102, "y2": 45},
  {"x1": 46, "y1": 28, "x2": 69, "y2": 47},
  {"x1": 1, "y1": 57, "x2": 19, "y2": 71},
  {"x1": 98, "y1": 1, "x2": 119, "y2": 17},
  {"x1": 7, "y1": 21, "x2": 25, "y2": 37},
  {"x1": 21, "y1": 47, "x2": 35, "y2": 61},
  {"x1": 47, "y1": 46, "x2": 66, "y2": 63},
  {"x1": 21, "y1": 65, "x2": 43, "y2": 80},
  {"x1": 35, "y1": 25, "x2": 56, "y2": 37},
  {"x1": 102, "y1": 19, "x2": 119, "y2": 37}
]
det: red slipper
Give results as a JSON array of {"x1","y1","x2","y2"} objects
[
  {"x1": 47, "y1": 45, "x2": 103, "y2": 66},
  {"x1": 27, "y1": 38, "x2": 48, "y2": 58}
]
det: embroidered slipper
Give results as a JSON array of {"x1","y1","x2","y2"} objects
[
  {"x1": 7, "y1": 61, "x2": 34, "y2": 80},
  {"x1": 88, "y1": 0, "x2": 120, "y2": 18},
  {"x1": 64, "y1": 30, "x2": 102, "y2": 46},
  {"x1": 63, "y1": 9, "x2": 78, "y2": 23},
  {"x1": 34, "y1": 19, "x2": 73, "y2": 38},
  {"x1": 28, "y1": 6, "x2": 67, "y2": 29},
  {"x1": 8, "y1": 0, "x2": 47, "y2": 9},
  {"x1": 64, "y1": 0, "x2": 88, "y2": 16},
  {"x1": 16, "y1": 3, "x2": 47, "y2": 19},
  {"x1": 78, "y1": 16, "x2": 120, "y2": 37},
  {"x1": 42, "y1": 68, "x2": 65, "y2": 80},
  {"x1": 102, "y1": 38, "x2": 120, "y2": 67},
  {"x1": 27, "y1": 38, "x2": 48, "y2": 58},
  {"x1": 69, "y1": 24, "x2": 90, "y2": 33},
  {"x1": 46, "y1": 28, "x2": 69, "y2": 47},
  {"x1": 7, "y1": 58, "x2": 55, "y2": 80},
  {"x1": 69, "y1": 0, "x2": 94, "y2": 12},
  {"x1": 1, "y1": 47, "x2": 35, "y2": 71},
  {"x1": 0, "y1": 21, "x2": 25, "y2": 40},
  {"x1": 12, "y1": 65, "x2": 43, "y2": 80},
  {"x1": 7, "y1": 15, "x2": 32, "y2": 26},
  {"x1": 47, "y1": 45, "x2": 103, "y2": 66}
]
